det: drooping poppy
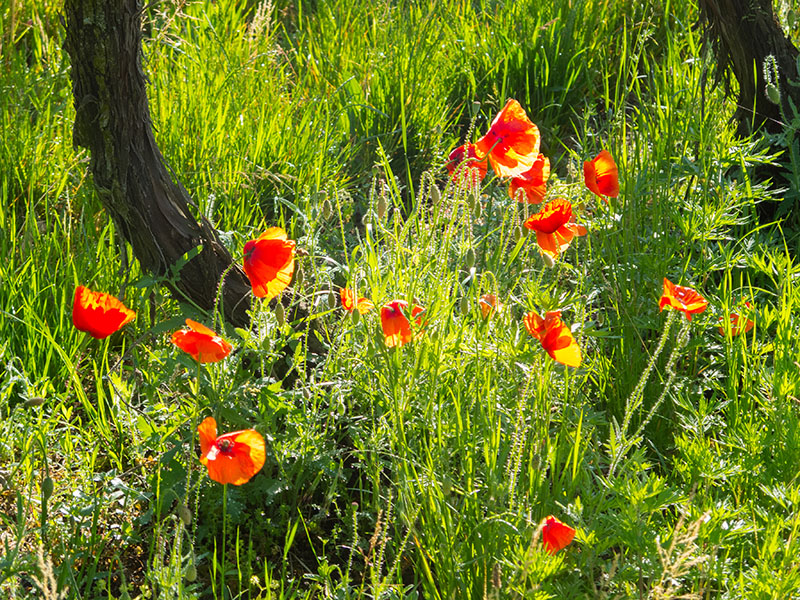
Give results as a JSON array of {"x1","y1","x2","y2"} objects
[
  {"x1": 509, "y1": 154, "x2": 550, "y2": 204},
  {"x1": 541, "y1": 515, "x2": 576, "y2": 555},
  {"x1": 659, "y1": 278, "x2": 708, "y2": 321},
  {"x1": 341, "y1": 288, "x2": 375, "y2": 314},
  {"x1": 524, "y1": 310, "x2": 582, "y2": 367},
  {"x1": 243, "y1": 227, "x2": 295, "y2": 300},
  {"x1": 522, "y1": 198, "x2": 587, "y2": 258},
  {"x1": 198, "y1": 416, "x2": 266, "y2": 486},
  {"x1": 583, "y1": 149, "x2": 619, "y2": 201},
  {"x1": 445, "y1": 143, "x2": 488, "y2": 184},
  {"x1": 718, "y1": 301, "x2": 754, "y2": 336},
  {"x1": 475, "y1": 99, "x2": 540, "y2": 179},
  {"x1": 380, "y1": 299, "x2": 425, "y2": 348},
  {"x1": 479, "y1": 294, "x2": 501, "y2": 319},
  {"x1": 171, "y1": 319, "x2": 232, "y2": 363},
  {"x1": 72, "y1": 285, "x2": 136, "y2": 340}
]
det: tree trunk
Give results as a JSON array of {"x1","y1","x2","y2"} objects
[
  {"x1": 699, "y1": 0, "x2": 799, "y2": 135},
  {"x1": 63, "y1": 0, "x2": 252, "y2": 327}
]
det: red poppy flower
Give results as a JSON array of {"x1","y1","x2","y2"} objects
[
  {"x1": 509, "y1": 154, "x2": 550, "y2": 204},
  {"x1": 718, "y1": 302, "x2": 754, "y2": 336},
  {"x1": 72, "y1": 285, "x2": 136, "y2": 339},
  {"x1": 583, "y1": 149, "x2": 619, "y2": 201},
  {"x1": 380, "y1": 300, "x2": 424, "y2": 348},
  {"x1": 522, "y1": 198, "x2": 587, "y2": 258},
  {"x1": 659, "y1": 278, "x2": 708, "y2": 321},
  {"x1": 198, "y1": 416, "x2": 266, "y2": 485},
  {"x1": 171, "y1": 319, "x2": 232, "y2": 363},
  {"x1": 524, "y1": 310, "x2": 582, "y2": 367},
  {"x1": 445, "y1": 143, "x2": 488, "y2": 184},
  {"x1": 341, "y1": 288, "x2": 374, "y2": 314},
  {"x1": 541, "y1": 515, "x2": 576, "y2": 555},
  {"x1": 243, "y1": 227, "x2": 296, "y2": 300},
  {"x1": 475, "y1": 99, "x2": 541, "y2": 178},
  {"x1": 479, "y1": 294, "x2": 501, "y2": 319}
]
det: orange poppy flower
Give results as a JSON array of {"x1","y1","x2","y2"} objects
[
  {"x1": 380, "y1": 299, "x2": 425, "y2": 348},
  {"x1": 659, "y1": 278, "x2": 708, "y2": 321},
  {"x1": 718, "y1": 301, "x2": 754, "y2": 336},
  {"x1": 479, "y1": 294, "x2": 501, "y2": 319},
  {"x1": 475, "y1": 99, "x2": 540, "y2": 178},
  {"x1": 524, "y1": 311, "x2": 582, "y2": 367},
  {"x1": 198, "y1": 416, "x2": 266, "y2": 485},
  {"x1": 243, "y1": 227, "x2": 295, "y2": 300},
  {"x1": 508, "y1": 154, "x2": 550, "y2": 204},
  {"x1": 522, "y1": 198, "x2": 587, "y2": 258},
  {"x1": 524, "y1": 310, "x2": 582, "y2": 367},
  {"x1": 171, "y1": 319, "x2": 232, "y2": 363},
  {"x1": 341, "y1": 288, "x2": 374, "y2": 314},
  {"x1": 445, "y1": 143, "x2": 488, "y2": 184},
  {"x1": 583, "y1": 149, "x2": 619, "y2": 201},
  {"x1": 72, "y1": 285, "x2": 136, "y2": 339},
  {"x1": 541, "y1": 515, "x2": 576, "y2": 555}
]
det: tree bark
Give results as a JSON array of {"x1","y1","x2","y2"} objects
[
  {"x1": 63, "y1": 0, "x2": 252, "y2": 327},
  {"x1": 699, "y1": 0, "x2": 799, "y2": 135}
]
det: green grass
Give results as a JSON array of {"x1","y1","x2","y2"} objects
[{"x1": 2, "y1": 0, "x2": 800, "y2": 598}]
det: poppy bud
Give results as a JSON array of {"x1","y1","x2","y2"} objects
[
  {"x1": 459, "y1": 296, "x2": 470, "y2": 315},
  {"x1": 351, "y1": 308, "x2": 361, "y2": 325},
  {"x1": 328, "y1": 289, "x2": 338, "y2": 308},
  {"x1": 430, "y1": 184, "x2": 441, "y2": 206},
  {"x1": 473, "y1": 197, "x2": 482, "y2": 219},
  {"x1": 294, "y1": 268, "x2": 304, "y2": 289},
  {"x1": 42, "y1": 476, "x2": 54, "y2": 500},
  {"x1": 377, "y1": 194, "x2": 388, "y2": 220},
  {"x1": 542, "y1": 253, "x2": 556, "y2": 268},
  {"x1": 274, "y1": 302, "x2": 285, "y2": 326},
  {"x1": 766, "y1": 83, "x2": 781, "y2": 105},
  {"x1": 465, "y1": 247, "x2": 476, "y2": 269},
  {"x1": 322, "y1": 199, "x2": 333, "y2": 220},
  {"x1": 25, "y1": 396, "x2": 45, "y2": 408},
  {"x1": 185, "y1": 564, "x2": 197, "y2": 582},
  {"x1": 513, "y1": 225, "x2": 523, "y2": 242},
  {"x1": 177, "y1": 504, "x2": 192, "y2": 526},
  {"x1": 470, "y1": 100, "x2": 481, "y2": 117}
]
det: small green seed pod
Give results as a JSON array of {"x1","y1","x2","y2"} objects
[
  {"x1": 322, "y1": 199, "x2": 333, "y2": 220},
  {"x1": 351, "y1": 308, "x2": 361, "y2": 325},
  {"x1": 328, "y1": 289, "x2": 338, "y2": 309},
  {"x1": 513, "y1": 225, "x2": 523, "y2": 242}
]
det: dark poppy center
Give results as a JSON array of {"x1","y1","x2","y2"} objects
[{"x1": 218, "y1": 439, "x2": 235, "y2": 455}]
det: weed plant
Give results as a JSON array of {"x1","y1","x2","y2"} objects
[{"x1": 2, "y1": 0, "x2": 800, "y2": 598}]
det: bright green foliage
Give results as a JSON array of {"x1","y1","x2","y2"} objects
[{"x1": 2, "y1": 0, "x2": 800, "y2": 599}]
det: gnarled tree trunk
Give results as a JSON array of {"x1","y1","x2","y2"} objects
[
  {"x1": 63, "y1": 0, "x2": 252, "y2": 326},
  {"x1": 699, "y1": 0, "x2": 799, "y2": 135}
]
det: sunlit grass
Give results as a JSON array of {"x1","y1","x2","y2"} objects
[{"x1": 2, "y1": 0, "x2": 800, "y2": 598}]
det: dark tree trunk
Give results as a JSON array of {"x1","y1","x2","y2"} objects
[
  {"x1": 699, "y1": 0, "x2": 799, "y2": 135},
  {"x1": 63, "y1": 0, "x2": 252, "y2": 327}
]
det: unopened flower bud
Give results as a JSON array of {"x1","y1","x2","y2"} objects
[
  {"x1": 322, "y1": 199, "x2": 333, "y2": 220},
  {"x1": 293, "y1": 268, "x2": 303, "y2": 289},
  {"x1": 25, "y1": 396, "x2": 45, "y2": 408},
  {"x1": 766, "y1": 83, "x2": 781, "y2": 105},
  {"x1": 274, "y1": 302, "x2": 285, "y2": 326},
  {"x1": 429, "y1": 185, "x2": 441, "y2": 206},
  {"x1": 328, "y1": 289, "x2": 338, "y2": 309},
  {"x1": 177, "y1": 504, "x2": 192, "y2": 526},
  {"x1": 185, "y1": 564, "x2": 197, "y2": 582},
  {"x1": 42, "y1": 476, "x2": 54, "y2": 500},
  {"x1": 351, "y1": 308, "x2": 361, "y2": 325},
  {"x1": 542, "y1": 253, "x2": 556, "y2": 268},
  {"x1": 513, "y1": 225, "x2": 523, "y2": 242},
  {"x1": 459, "y1": 296, "x2": 470, "y2": 315},
  {"x1": 465, "y1": 247, "x2": 476, "y2": 269},
  {"x1": 377, "y1": 194, "x2": 388, "y2": 220}
]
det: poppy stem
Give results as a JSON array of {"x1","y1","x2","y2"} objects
[{"x1": 221, "y1": 482, "x2": 228, "y2": 597}]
